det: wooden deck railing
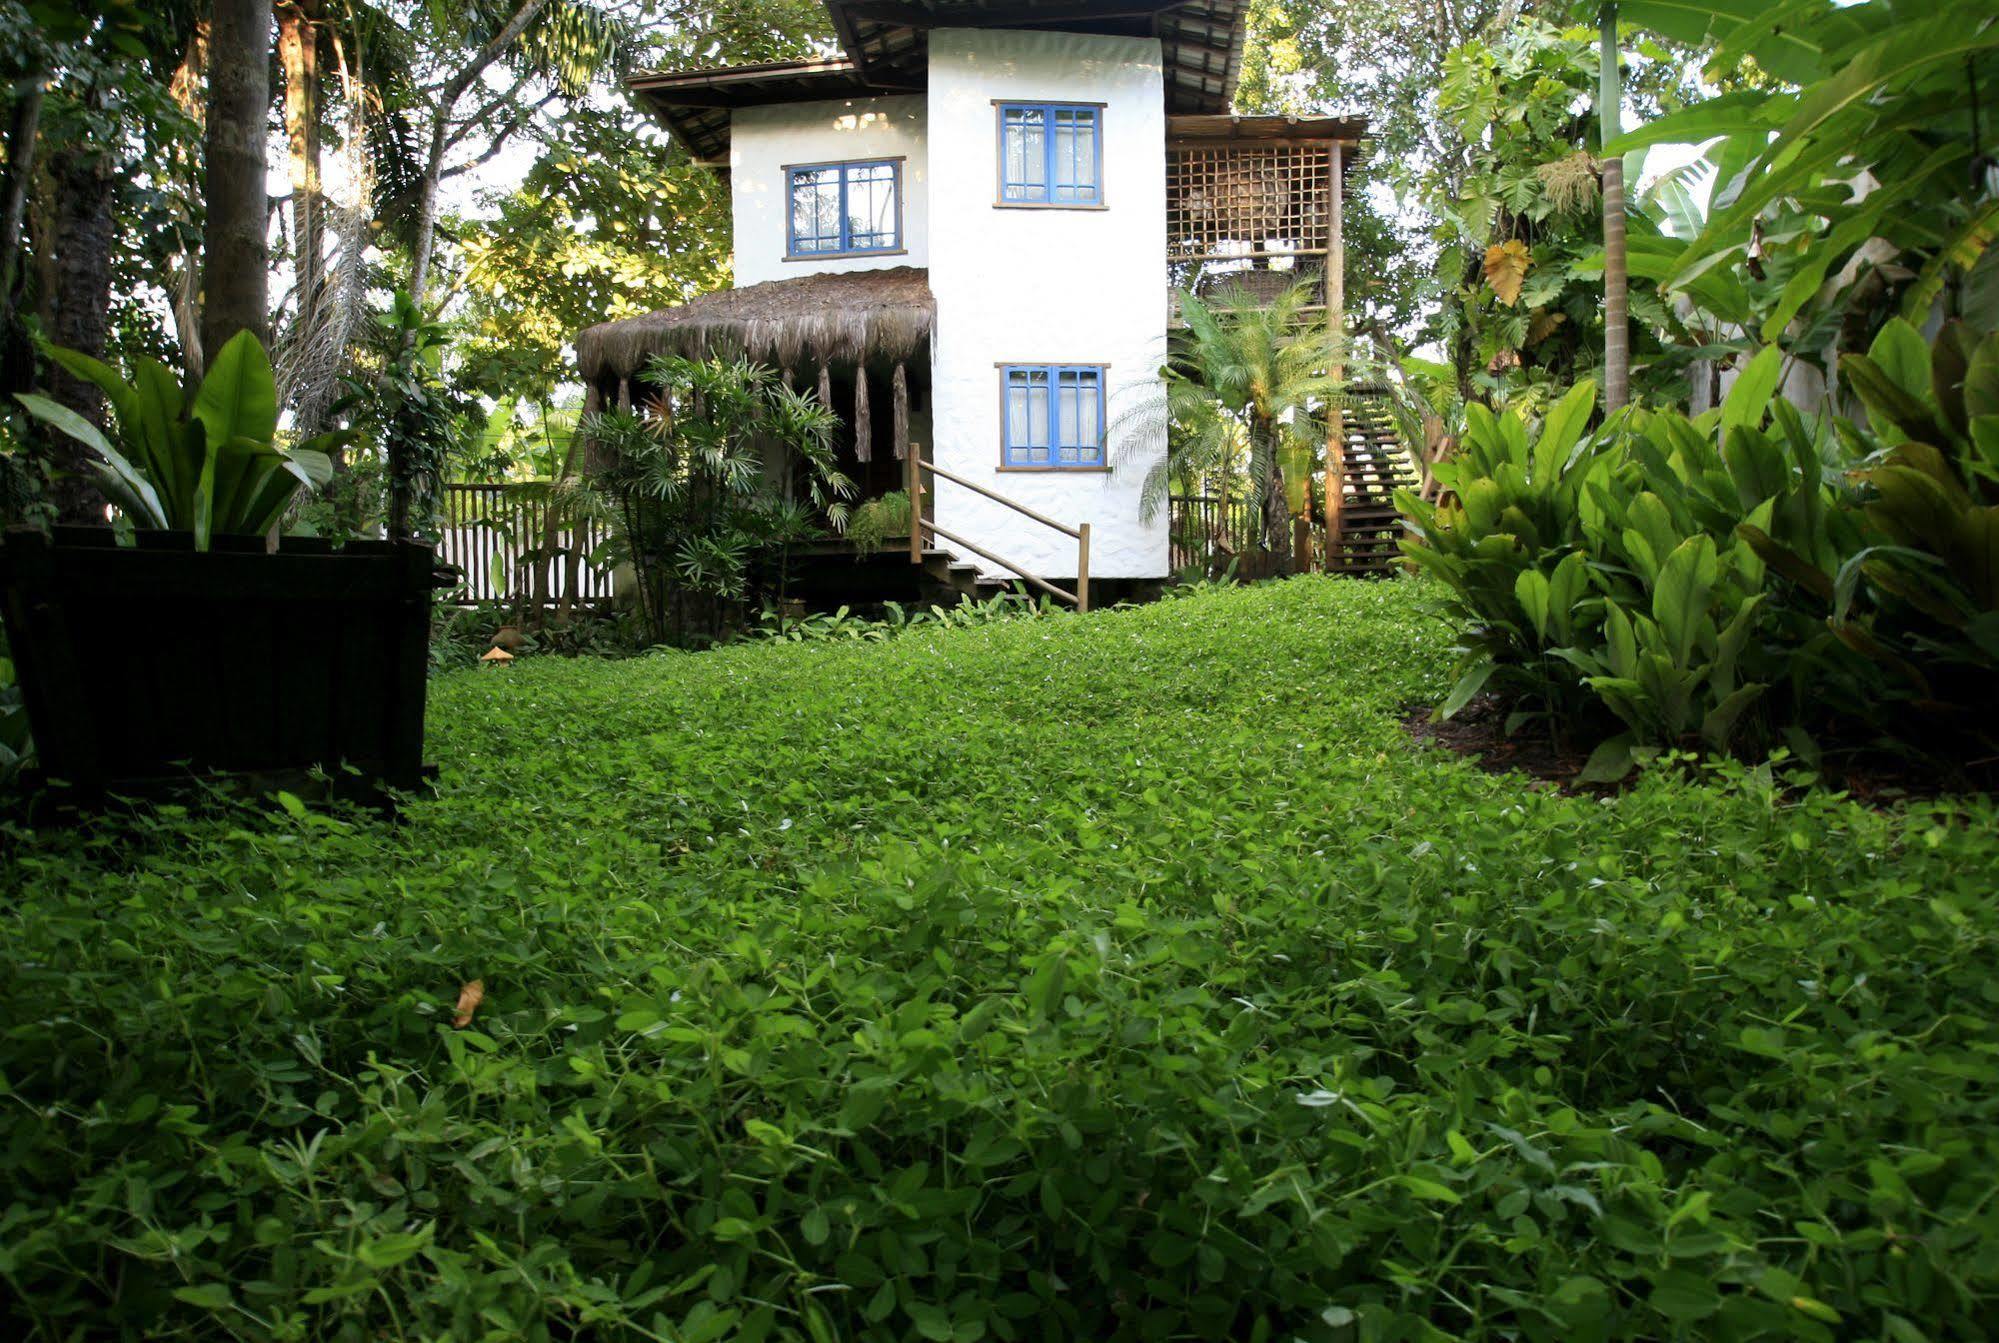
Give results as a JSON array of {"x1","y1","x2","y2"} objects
[
  {"x1": 438, "y1": 483, "x2": 615, "y2": 606},
  {"x1": 906, "y1": 448, "x2": 1091, "y2": 612}
]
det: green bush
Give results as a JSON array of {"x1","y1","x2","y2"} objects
[
  {"x1": 1400, "y1": 322, "x2": 1999, "y2": 775},
  {"x1": 1746, "y1": 318, "x2": 1999, "y2": 758},
  {"x1": 2, "y1": 579, "x2": 1995, "y2": 1341},
  {"x1": 1397, "y1": 358, "x2": 1839, "y2": 769}
]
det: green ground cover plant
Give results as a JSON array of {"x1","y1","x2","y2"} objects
[{"x1": 2, "y1": 578, "x2": 1995, "y2": 1342}]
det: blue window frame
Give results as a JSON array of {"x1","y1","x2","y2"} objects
[
  {"x1": 1002, "y1": 364, "x2": 1106, "y2": 467},
  {"x1": 786, "y1": 159, "x2": 902, "y2": 257},
  {"x1": 998, "y1": 103, "x2": 1102, "y2": 205}
]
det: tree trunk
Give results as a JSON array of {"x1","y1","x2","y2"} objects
[
  {"x1": 0, "y1": 69, "x2": 45, "y2": 403},
  {"x1": 404, "y1": 0, "x2": 552, "y2": 306},
  {"x1": 1600, "y1": 6, "x2": 1630, "y2": 412},
  {"x1": 168, "y1": 23, "x2": 210, "y2": 385},
  {"x1": 277, "y1": 1, "x2": 322, "y2": 345},
  {"x1": 202, "y1": 0, "x2": 273, "y2": 362},
  {"x1": 1252, "y1": 424, "x2": 1289, "y2": 565},
  {"x1": 40, "y1": 131, "x2": 118, "y2": 521}
]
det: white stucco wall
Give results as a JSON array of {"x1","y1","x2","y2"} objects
[
  {"x1": 730, "y1": 96, "x2": 928, "y2": 287},
  {"x1": 925, "y1": 30, "x2": 1169, "y2": 580}
]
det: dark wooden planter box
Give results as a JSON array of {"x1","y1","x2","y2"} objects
[{"x1": 0, "y1": 526, "x2": 440, "y2": 802}]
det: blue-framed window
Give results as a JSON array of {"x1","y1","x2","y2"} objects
[
  {"x1": 998, "y1": 103, "x2": 1102, "y2": 205},
  {"x1": 787, "y1": 159, "x2": 902, "y2": 257},
  {"x1": 1002, "y1": 364, "x2": 1105, "y2": 467}
]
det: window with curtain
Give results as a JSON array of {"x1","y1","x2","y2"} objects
[
  {"x1": 1001, "y1": 365, "x2": 1105, "y2": 467},
  {"x1": 998, "y1": 104, "x2": 1102, "y2": 205}
]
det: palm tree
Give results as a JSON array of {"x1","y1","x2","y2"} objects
[
  {"x1": 1121, "y1": 280, "x2": 1347, "y2": 568},
  {"x1": 1599, "y1": 4, "x2": 1629, "y2": 411},
  {"x1": 203, "y1": 0, "x2": 273, "y2": 359}
]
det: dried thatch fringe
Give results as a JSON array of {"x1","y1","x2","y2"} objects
[
  {"x1": 575, "y1": 267, "x2": 935, "y2": 380},
  {"x1": 854, "y1": 366, "x2": 872, "y2": 463},
  {"x1": 891, "y1": 361, "x2": 908, "y2": 461},
  {"x1": 816, "y1": 362, "x2": 832, "y2": 412}
]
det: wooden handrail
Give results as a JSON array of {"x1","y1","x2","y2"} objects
[
  {"x1": 924, "y1": 523, "x2": 1079, "y2": 607},
  {"x1": 904, "y1": 445, "x2": 1091, "y2": 612},
  {"x1": 919, "y1": 459, "x2": 1082, "y2": 539}
]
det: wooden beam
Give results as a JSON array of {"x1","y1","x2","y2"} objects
[
  {"x1": 1323, "y1": 138, "x2": 1345, "y2": 559},
  {"x1": 840, "y1": 0, "x2": 1171, "y2": 25},
  {"x1": 1076, "y1": 522, "x2": 1090, "y2": 613}
]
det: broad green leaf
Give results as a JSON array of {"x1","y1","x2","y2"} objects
[
  {"x1": 1438, "y1": 659, "x2": 1494, "y2": 719},
  {"x1": 192, "y1": 329, "x2": 279, "y2": 455},
  {"x1": 1653, "y1": 535, "x2": 1719, "y2": 666},
  {"x1": 1534, "y1": 380, "x2": 1597, "y2": 484},
  {"x1": 1869, "y1": 319, "x2": 1933, "y2": 406},
  {"x1": 1721, "y1": 346, "x2": 1782, "y2": 441}
]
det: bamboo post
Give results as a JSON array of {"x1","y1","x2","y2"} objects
[
  {"x1": 1076, "y1": 522, "x2": 1090, "y2": 613},
  {"x1": 906, "y1": 438, "x2": 923, "y2": 564},
  {"x1": 1323, "y1": 139, "x2": 1346, "y2": 572}
]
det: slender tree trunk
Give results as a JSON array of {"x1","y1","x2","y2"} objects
[
  {"x1": 277, "y1": 1, "x2": 323, "y2": 345},
  {"x1": 168, "y1": 23, "x2": 210, "y2": 385},
  {"x1": 1253, "y1": 423, "x2": 1289, "y2": 565},
  {"x1": 1600, "y1": 5, "x2": 1630, "y2": 412},
  {"x1": 0, "y1": 69, "x2": 45, "y2": 402},
  {"x1": 202, "y1": 0, "x2": 273, "y2": 362},
  {"x1": 40, "y1": 123, "x2": 118, "y2": 521},
  {"x1": 404, "y1": 0, "x2": 551, "y2": 306}
]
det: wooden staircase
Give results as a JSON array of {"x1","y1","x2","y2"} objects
[
  {"x1": 920, "y1": 548, "x2": 1011, "y2": 603},
  {"x1": 1326, "y1": 389, "x2": 1419, "y2": 577},
  {"x1": 907, "y1": 448, "x2": 1092, "y2": 611}
]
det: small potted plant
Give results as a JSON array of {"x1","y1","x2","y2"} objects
[{"x1": 0, "y1": 333, "x2": 440, "y2": 801}]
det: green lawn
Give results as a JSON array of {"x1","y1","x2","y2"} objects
[{"x1": 4, "y1": 578, "x2": 1995, "y2": 1341}]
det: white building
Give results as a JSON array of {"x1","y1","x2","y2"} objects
[{"x1": 577, "y1": 0, "x2": 1362, "y2": 606}]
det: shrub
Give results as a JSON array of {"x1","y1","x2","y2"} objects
[
  {"x1": 1396, "y1": 358, "x2": 1838, "y2": 770},
  {"x1": 585, "y1": 356, "x2": 854, "y2": 646},
  {"x1": 1400, "y1": 321, "x2": 1999, "y2": 777},
  {"x1": 847, "y1": 490, "x2": 912, "y2": 557},
  {"x1": 1745, "y1": 318, "x2": 1999, "y2": 759}
]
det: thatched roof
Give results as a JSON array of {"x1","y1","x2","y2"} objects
[{"x1": 576, "y1": 267, "x2": 935, "y2": 382}]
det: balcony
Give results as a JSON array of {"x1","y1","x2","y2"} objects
[{"x1": 1165, "y1": 114, "x2": 1366, "y2": 323}]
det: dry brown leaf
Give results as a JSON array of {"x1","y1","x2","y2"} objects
[
  {"x1": 1526, "y1": 308, "x2": 1568, "y2": 346},
  {"x1": 1484, "y1": 240, "x2": 1532, "y2": 308},
  {"x1": 453, "y1": 979, "x2": 485, "y2": 1029}
]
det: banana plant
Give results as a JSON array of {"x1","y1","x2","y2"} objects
[{"x1": 14, "y1": 331, "x2": 340, "y2": 549}]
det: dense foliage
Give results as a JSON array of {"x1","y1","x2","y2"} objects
[
  {"x1": 1398, "y1": 319, "x2": 1999, "y2": 778},
  {"x1": 4, "y1": 579, "x2": 1996, "y2": 1341},
  {"x1": 586, "y1": 355, "x2": 852, "y2": 645}
]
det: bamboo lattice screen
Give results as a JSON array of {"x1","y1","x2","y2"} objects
[{"x1": 1166, "y1": 141, "x2": 1338, "y2": 311}]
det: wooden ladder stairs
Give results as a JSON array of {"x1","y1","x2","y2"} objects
[{"x1": 1327, "y1": 388, "x2": 1419, "y2": 577}]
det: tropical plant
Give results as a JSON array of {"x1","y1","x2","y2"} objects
[
  {"x1": 349, "y1": 290, "x2": 463, "y2": 539},
  {"x1": 1127, "y1": 281, "x2": 1345, "y2": 566},
  {"x1": 1746, "y1": 317, "x2": 1999, "y2": 757},
  {"x1": 1614, "y1": 0, "x2": 1999, "y2": 362},
  {"x1": 1398, "y1": 354, "x2": 1844, "y2": 771},
  {"x1": 0, "y1": 617, "x2": 30, "y2": 787},
  {"x1": 12, "y1": 331, "x2": 336, "y2": 547},
  {"x1": 586, "y1": 355, "x2": 852, "y2": 645},
  {"x1": 846, "y1": 489, "x2": 911, "y2": 557},
  {"x1": 1427, "y1": 15, "x2": 1697, "y2": 405}
]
